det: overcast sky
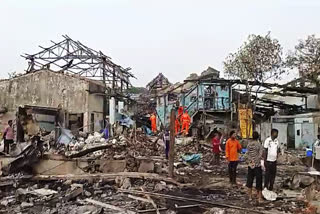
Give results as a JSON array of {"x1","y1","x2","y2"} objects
[{"x1": 0, "y1": 0, "x2": 319, "y2": 86}]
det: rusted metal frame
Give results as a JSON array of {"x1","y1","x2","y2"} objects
[
  {"x1": 235, "y1": 88, "x2": 306, "y2": 97},
  {"x1": 37, "y1": 45, "x2": 85, "y2": 71},
  {"x1": 36, "y1": 48, "x2": 86, "y2": 68},
  {"x1": 44, "y1": 41, "x2": 93, "y2": 70},
  {"x1": 22, "y1": 35, "x2": 132, "y2": 88},
  {"x1": 23, "y1": 39, "x2": 67, "y2": 57}
]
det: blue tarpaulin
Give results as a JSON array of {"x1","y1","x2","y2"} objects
[
  {"x1": 142, "y1": 125, "x2": 153, "y2": 135},
  {"x1": 182, "y1": 154, "x2": 201, "y2": 164},
  {"x1": 119, "y1": 116, "x2": 134, "y2": 128}
]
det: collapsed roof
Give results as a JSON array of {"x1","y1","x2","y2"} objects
[{"x1": 21, "y1": 35, "x2": 135, "y2": 92}]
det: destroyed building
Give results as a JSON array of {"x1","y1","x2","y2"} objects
[
  {"x1": 150, "y1": 67, "x2": 233, "y2": 138},
  {"x1": 0, "y1": 35, "x2": 135, "y2": 138},
  {"x1": 0, "y1": 70, "x2": 106, "y2": 134}
]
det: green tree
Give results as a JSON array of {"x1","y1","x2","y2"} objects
[
  {"x1": 286, "y1": 35, "x2": 320, "y2": 105},
  {"x1": 224, "y1": 32, "x2": 284, "y2": 138}
]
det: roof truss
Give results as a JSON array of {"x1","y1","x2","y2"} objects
[{"x1": 21, "y1": 35, "x2": 135, "y2": 92}]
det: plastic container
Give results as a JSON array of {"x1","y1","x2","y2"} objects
[{"x1": 306, "y1": 149, "x2": 313, "y2": 157}]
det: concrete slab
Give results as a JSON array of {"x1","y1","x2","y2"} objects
[
  {"x1": 138, "y1": 160, "x2": 155, "y2": 173},
  {"x1": 99, "y1": 160, "x2": 126, "y2": 173}
]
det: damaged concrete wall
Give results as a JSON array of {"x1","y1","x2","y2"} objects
[
  {"x1": 0, "y1": 70, "x2": 105, "y2": 133},
  {"x1": 88, "y1": 94, "x2": 104, "y2": 132},
  {"x1": 0, "y1": 70, "x2": 89, "y2": 113}
]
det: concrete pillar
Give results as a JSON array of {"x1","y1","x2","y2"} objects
[
  {"x1": 109, "y1": 97, "x2": 116, "y2": 136},
  {"x1": 83, "y1": 112, "x2": 89, "y2": 133},
  {"x1": 118, "y1": 101, "x2": 124, "y2": 113}
]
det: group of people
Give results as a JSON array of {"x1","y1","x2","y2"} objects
[
  {"x1": 212, "y1": 128, "x2": 280, "y2": 202},
  {"x1": 150, "y1": 106, "x2": 191, "y2": 136},
  {"x1": 175, "y1": 107, "x2": 191, "y2": 135}
]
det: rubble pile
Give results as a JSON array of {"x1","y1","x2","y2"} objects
[
  {"x1": 0, "y1": 176, "x2": 180, "y2": 214},
  {"x1": 0, "y1": 127, "x2": 317, "y2": 213},
  {"x1": 277, "y1": 151, "x2": 304, "y2": 165},
  {"x1": 44, "y1": 130, "x2": 165, "y2": 160}
]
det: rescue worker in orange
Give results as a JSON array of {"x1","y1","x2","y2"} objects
[
  {"x1": 181, "y1": 110, "x2": 191, "y2": 135},
  {"x1": 150, "y1": 113, "x2": 157, "y2": 133}
]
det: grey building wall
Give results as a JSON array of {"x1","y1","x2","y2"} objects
[{"x1": 0, "y1": 70, "x2": 105, "y2": 134}]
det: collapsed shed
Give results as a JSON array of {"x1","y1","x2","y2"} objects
[{"x1": 0, "y1": 35, "x2": 135, "y2": 139}]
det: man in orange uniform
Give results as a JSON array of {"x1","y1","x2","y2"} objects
[
  {"x1": 181, "y1": 110, "x2": 191, "y2": 135},
  {"x1": 150, "y1": 113, "x2": 157, "y2": 133},
  {"x1": 225, "y1": 130, "x2": 242, "y2": 185},
  {"x1": 175, "y1": 118, "x2": 180, "y2": 135}
]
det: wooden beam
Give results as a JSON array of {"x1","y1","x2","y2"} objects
[
  {"x1": 85, "y1": 198, "x2": 136, "y2": 214},
  {"x1": 128, "y1": 195, "x2": 151, "y2": 203},
  {"x1": 32, "y1": 172, "x2": 189, "y2": 187},
  {"x1": 169, "y1": 108, "x2": 176, "y2": 178},
  {"x1": 141, "y1": 187, "x2": 160, "y2": 214}
]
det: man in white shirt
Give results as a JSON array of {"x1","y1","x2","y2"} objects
[{"x1": 263, "y1": 129, "x2": 280, "y2": 191}]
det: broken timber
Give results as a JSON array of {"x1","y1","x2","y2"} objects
[
  {"x1": 168, "y1": 108, "x2": 176, "y2": 178},
  {"x1": 32, "y1": 172, "x2": 189, "y2": 187},
  {"x1": 85, "y1": 198, "x2": 136, "y2": 214},
  {"x1": 66, "y1": 144, "x2": 113, "y2": 158},
  {"x1": 140, "y1": 187, "x2": 160, "y2": 214},
  {"x1": 118, "y1": 189, "x2": 272, "y2": 214}
]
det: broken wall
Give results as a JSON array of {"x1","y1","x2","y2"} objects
[
  {"x1": 88, "y1": 94, "x2": 104, "y2": 132},
  {"x1": 0, "y1": 70, "x2": 89, "y2": 113},
  {"x1": 0, "y1": 70, "x2": 105, "y2": 133}
]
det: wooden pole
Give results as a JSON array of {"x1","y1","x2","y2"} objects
[{"x1": 168, "y1": 108, "x2": 176, "y2": 178}]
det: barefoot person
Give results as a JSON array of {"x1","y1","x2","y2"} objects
[{"x1": 246, "y1": 131, "x2": 264, "y2": 202}]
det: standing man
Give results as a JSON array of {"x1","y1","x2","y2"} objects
[
  {"x1": 225, "y1": 130, "x2": 242, "y2": 185},
  {"x1": 3, "y1": 120, "x2": 14, "y2": 154},
  {"x1": 246, "y1": 131, "x2": 264, "y2": 202},
  {"x1": 150, "y1": 113, "x2": 157, "y2": 133},
  {"x1": 212, "y1": 132, "x2": 222, "y2": 165},
  {"x1": 264, "y1": 129, "x2": 280, "y2": 191},
  {"x1": 181, "y1": 110, "x2": 191, "y2": 135}
]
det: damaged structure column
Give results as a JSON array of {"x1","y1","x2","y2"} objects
[{"x1": 109, "y1": 97, "x2": 116, "y2": 137}]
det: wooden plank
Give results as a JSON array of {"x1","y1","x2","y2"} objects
[
  {"x1": 137, "y1": 205, "x2": 199, "y2": 213},
  {"x1": 175, "y1": 204, "x2": 201, "y2": 209},
  {"x1": 128, "y1": 195, "x2": 151, "y2": 203},
  {"x1": 137, "y1": 208, "x2": 167, "y2": 213},
  {"x1": 32, "y1": 172, "x2": 189, "y2": 187},
  {"x1": 85, "y1": 198, "x2": 136, "y2": 214},
  {"x1": 140, "y1": 187, "x2": 160, "y2": 214},
  {"x1": 168, "y1": 109, "x2": 176, "y2": 178}
]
